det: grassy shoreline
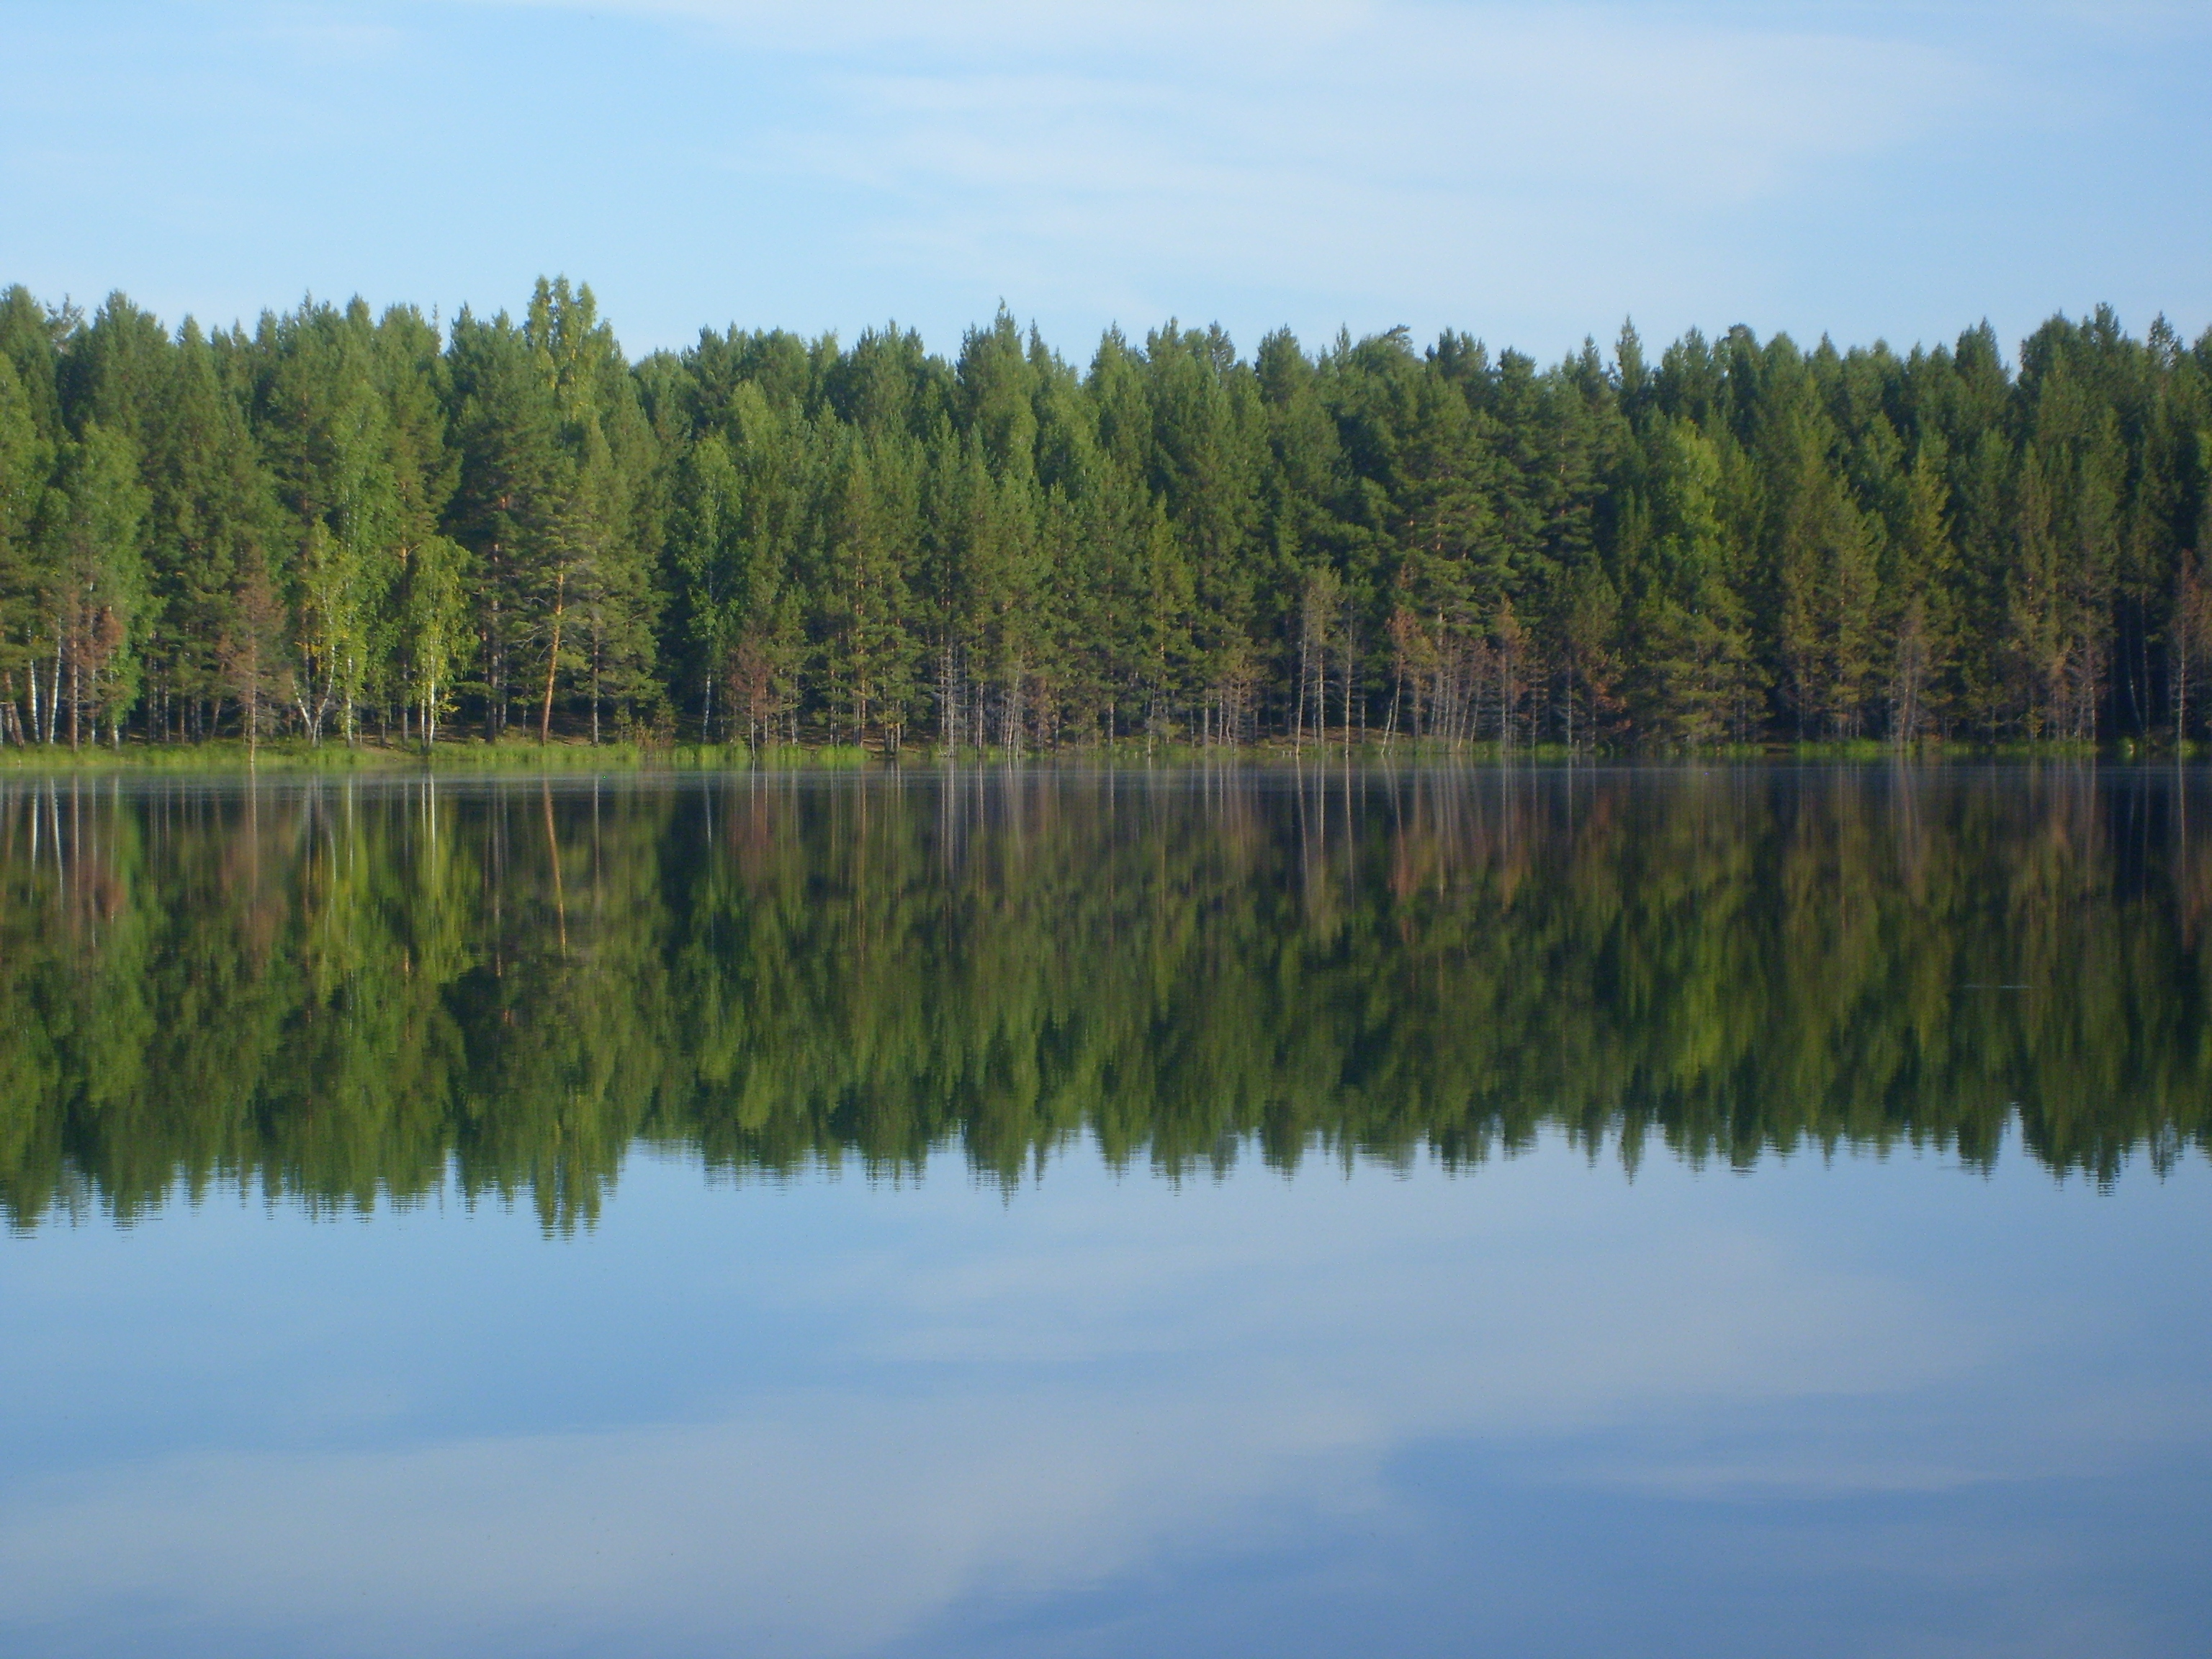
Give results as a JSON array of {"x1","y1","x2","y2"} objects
[{"x1": 0, "y1": 734, "x2": 2180, "y2": 772}]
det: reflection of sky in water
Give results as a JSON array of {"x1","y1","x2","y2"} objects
[{"x1": 3, "y1": 1136, "x2": 2207, "y2": 1658}]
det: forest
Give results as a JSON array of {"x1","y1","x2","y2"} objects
[
  {"x1": 1, "y1": 279, "x2": 2210, "y2": 755},
  {"x1": 3, "y1": 768, "x2": 2206, "y2": 1229}
]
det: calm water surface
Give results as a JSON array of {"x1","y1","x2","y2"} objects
[{"x1": 1, "y1": 765, "x2": 2208, "y2": 1658}]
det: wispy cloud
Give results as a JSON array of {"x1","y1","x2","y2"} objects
[
  {"x1": 6, "y1": 1, "x2": 2193, "y2": 355},
  {"x1": 0, "y1": 1151, "x2": 1977, "y2": 1655},
  {"x1": 446, "y1": 0, "x2": 1988, "y2": 335}
]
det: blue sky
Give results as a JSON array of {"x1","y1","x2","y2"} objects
[{"x1": 4, "y1": 1, "x2": 2207, "y2": 364}]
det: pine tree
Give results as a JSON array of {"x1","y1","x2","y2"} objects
[
  {"x1": 444, "y1": 305, "x2": 564, "y2": 738},
  {"x1": 668, "y1": 431, "x2": 741, "y2": 738},
  {"x1": 0, "y1": 276, "x2": 2206, "y2": 756},
  {"x1": 141, "y1": 320, "x2": 283, "y2": 740},
  {"x1": 1625, "y1": 417, "x2": 1758, "y2": 745},
  {"x1": 37, "y1": 423, "x2": 150, "y2": 747},
  {"x1": 0, "y1": 354, "x2": 51, "y2": 744}
]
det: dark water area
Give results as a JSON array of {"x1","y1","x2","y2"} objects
[{"x1": 1, "y1": 765, "x2": 2208, "y2": 1657}]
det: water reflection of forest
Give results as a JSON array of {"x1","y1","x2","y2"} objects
[{"x1": 3, "y1": 766, "x2": 2207, "y2": 1231}]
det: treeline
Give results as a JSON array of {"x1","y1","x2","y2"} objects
[
  {"x1": 2, "y1": 280, "x2": 2211, "y2": 753},
  {"x1": 3, "y1": 769, "x2": 2206, "y2": 1229}
]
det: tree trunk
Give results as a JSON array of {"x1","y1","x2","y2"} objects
[{"x1": 539, "y1": 572, "x2": 566, "y2": 746}]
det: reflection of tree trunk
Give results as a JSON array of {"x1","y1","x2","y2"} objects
[
  {"x1": 539, "y1": 571, "x2": 565, "y2": 746},
  {"x1": 543, "y1": 780, "x2": 567, "y2": 956}
]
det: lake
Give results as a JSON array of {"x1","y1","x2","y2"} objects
[{"x1": 1, "y1": 764, "x2": 2208, "y2": 1657}]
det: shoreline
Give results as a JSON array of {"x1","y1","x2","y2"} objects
[{"x1": 0, "y1": 735, "x2": 2166, "y2": 773}]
